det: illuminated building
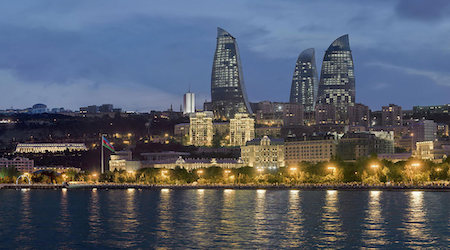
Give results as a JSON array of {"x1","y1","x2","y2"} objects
[
  {"x1": 317, "y1": 34, "x2": 355, "y2": 121},
  {"x1": 381, "y1": 104, "x2": 402, "y2": 126},
  {"x1": 109, "y1": 151, "x2": 141, "y2": 172},
  {"x1": 189, "y1": 111, "x2": 214, "y2": 146},
  {"x1": 252, "y1": 101, "x2": 304, "y2": 126},
  {"x1": 15, "y1": 143, "x2": 88, "y2": 153},
  {"x1": 229, "y1": 113, "x2": 255, "y2": 146},
  {"x1": 211, "y1": 27, "x2": 252, "y2": 119},
  {"x1": 240, "y1": 136, "x2": 285, "y2": 168},
  {"x1": 290, "y1": 48, "x2": 318, "y2": 112},
  {"x1": 414, "y1": 141, "x2": 450, "y2": 162},
  {"x1": 285, "y1": 136, "x2": 337, "y2": 165},
  {"x1": 183, "y1": 92, "x2": 195, "y2": 115}
]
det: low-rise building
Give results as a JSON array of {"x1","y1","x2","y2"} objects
[
  {"x1": 33, "y1": 166, "x2": 81, "y2": 173},
  {"x1": 109, "y1": 151, "x2": 141, "y2": 172},
  {"x1": 15, "y1": 143, "x2": 88, "y2": 153},
  {"x1": 414, "y1": 141, "x2": 450, "y2": 162},
  {"x1": 0, "y1": 157, "x2": 34, "y2": 172},
  {"x1": 240, "y1": 136, "x2": 285, "y2": 168},
  {"x1": 285, "y1": 136, "x2": 337, "y2": 165},
  {"x1": 378, "y1": 153, "x2": 412, "y2": 163},
  {"x1": 337, "y1": 132, "x2": 394, "y2": 160},
  {"x1": 144, "y1": 157, "x2": 243, "y2": 170}
]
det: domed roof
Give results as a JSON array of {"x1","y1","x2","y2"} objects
[{"x1": 32, "y1": 103, "x2": 47, "y2": 109}]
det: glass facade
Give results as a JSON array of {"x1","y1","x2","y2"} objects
[
  {"x1": 317, "y1": 34, "x2": 355, "y2": 120},
  {"x1": 289, "y1": 48, "x2": 318, "y2": 112},
  {"x1": 211, "y1": 27, "x2": 252, "y2": 120}
]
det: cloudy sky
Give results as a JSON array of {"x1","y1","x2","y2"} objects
[{"x1": 0, "y1": 0, "x2": 449, "y2": 112}]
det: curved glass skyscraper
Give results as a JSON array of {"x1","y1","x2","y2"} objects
[
  {"x1": 211, "y1": 27, "x2": 252, "y2": 120},
  {"x1": 289, "y1": 48, "x2": 318, "y2": 112},
  {"x1": 317, "y1": 34, "x2": 355, "y2": 120}
]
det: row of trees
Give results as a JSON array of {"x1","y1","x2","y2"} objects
[{"x1": 2, "y1": 157, "x2": 450, "y2": 185}]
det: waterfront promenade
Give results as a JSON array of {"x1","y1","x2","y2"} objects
[{"x1": 1, "y1": 183, "x2": 449, "y2": 191}]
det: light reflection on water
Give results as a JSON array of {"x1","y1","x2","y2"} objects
[
  {"x1": 15, "y1": 189, "x2": 34, "y2": 244},
  {"x1": 0, "y1": 189, "x2": 448, "y2": 249},
  {"x1": 362, "y1": 190, "x2": 387, "y2": 247},
  {"x1": 402, "y1": 191, "x2": 436, "y2": 247},
  {"x1": 318, "y1": 190, "x2": 345, "y2": 247},
  {"x1": 87, "y1": 188, "x2": 102, "y2": 244}
]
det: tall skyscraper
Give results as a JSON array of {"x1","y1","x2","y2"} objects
[
  {"x1": 290, "y1": 48, "x2": 318, "y2": 112},
  {"x1": 317, "y1": 34, "x2": 355, "y2": 121},
  {"x1": 211, "y1": 27, "x2": 252, "y2": 120},
  {"x1": 183, "y1": 92, "x2": 195, "y2": 115}
]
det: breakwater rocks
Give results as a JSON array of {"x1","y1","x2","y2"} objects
[{"x1": 1, "y1": 183, "x2": 449, "y2": 191}]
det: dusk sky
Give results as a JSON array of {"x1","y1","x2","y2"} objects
[{"x1": 0, "y1": 0, "x2": 449, "y2": 112}]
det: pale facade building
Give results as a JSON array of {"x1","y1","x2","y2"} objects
[
  {"x1": 189, "y1": 111, "x2": 214, "y2": 146},
  {"x1": 414, "y1": 141, "x2": 450, "y2": 162},
  {"x1": 229, "y1": 113, "x2": 255, "y2": 146},
  {"x1": 0, "y1": 157, "x2": 34, "y2": 173},
  {"x1": 285, "y1": 138, "x2": 337, "y2": 165},
  {"x1": 240, "y1": 136, "x2": 285, "y2": 168},
  {"x1": 15, "y1": 143, "x2": 88, "y2": 153},
  {"x1": 183, "y1": 92, "x2": 195, "y2": 115}
]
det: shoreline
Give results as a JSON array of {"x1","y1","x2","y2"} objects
[{"x1": 1, "y1": 183, "x2": 449, "y2": 191}]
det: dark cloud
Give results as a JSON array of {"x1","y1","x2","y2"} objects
[{"x1": 395, "y1": 0, "x2": 450, "y2": 21}]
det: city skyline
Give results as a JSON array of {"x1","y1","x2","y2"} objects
[{"x1": 0, "y1": 1, "x2": 449, "y2": 111}]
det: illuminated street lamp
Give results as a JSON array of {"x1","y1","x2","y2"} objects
[
  {"x1": 370, "y1": 164, "x2": 380, "y2": 169},
  {"x1": 289, "y1": 167, "x2": 297, "y2": 172},
  {"x1": 435, "y1": 168, "x2": 442, "y2": 172},
  {"x1": 257, "y1": 167, "x2": 264, "y2": 173},
  {"x1": 411, "y1": 162, "x2": 421, "y2": 168},
  {"x1": 327, "y1": 166, "x2": 336, "y2": 174},
  {"x1": 161, "y1": 170, "x2": 169, "y2": 177},
  {"x1": 197, "y1": 169, "x2": 204, "y2": 175},
  {"x1": 224, "y1": 169, "x2": 231, "y2": 174}
]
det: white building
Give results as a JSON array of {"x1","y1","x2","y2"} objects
[
  {"x1": 189, "y1": 111, "x2": 214, "y2": 146},
  {"x1": 241, "y1": 136, "x2": 285, "y2": 168},
  {"x1": 183, "y1": 92, "x2": 195, "y2": 115},
  {"x1": 0, "y1": 157, "x2": 34, "y2": 172},
  {"x1": 109, "y1": 151, "x2": 141, "y2": 172},
  {"x1": 229, "y1": 113, "x2": 255, "y2": 146},
  {"x1": 15, "y1": 143, "x2": 88, "y2": 153}
]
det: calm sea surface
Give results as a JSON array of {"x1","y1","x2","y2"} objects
[{"x1": 0, "y1": 189, "x2": 448, "y2": 249}]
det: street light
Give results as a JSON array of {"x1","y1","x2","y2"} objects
[
  {"x1": 257, "y1": 167, "x2": 264, "y2": 173},
  {"x1": 224, "y1": 169, "x2": 231, "y2": 174},
  {"x1": 197, "y1": 169, "x2": 204, "y2": 175},
  {"x1": 327, "y1": 166, "x2": 336, "y2": 173},
  {"x1": 370, "y1": 164, "x2": 380, "y2": 169},
  {"x1": 289, "y1": 167, "x2": 297, "y2": 172},
  {"x1": 411, "y1": 162, "x2": 421, "y2": 168}
]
